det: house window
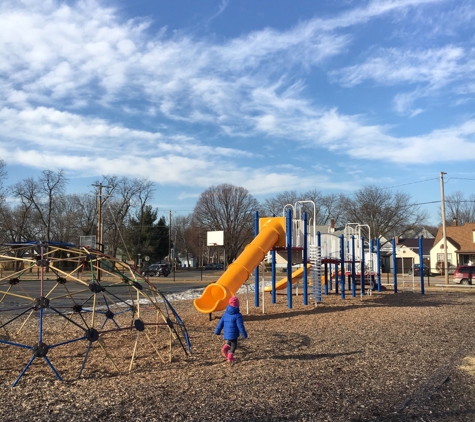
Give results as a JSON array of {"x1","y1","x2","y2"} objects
[
  {"x1": 473, "y1": 231, "x2": 475, "y2": 242},
  {"x1": 437, "y1": 253, "x2": 452, "y2": 264}
]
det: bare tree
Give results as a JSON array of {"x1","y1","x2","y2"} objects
[
  {"x1": 444, "y1": 191, "x2": 475, "y2": 225},
  {"x1": 68, "y1": 193, "x2": 98, "y2": 238},
  {"x1": 261, "y1": 189, "x2": 344, "y2": 225},
  {"x1": 0, "y1": 159, "x2": 6, "y2": 200},
  {"x1": 97, "y1": 176, "x2": 155, "y2": 257},
  {"x1": 173, "y1": 214, "x2": 193, "y2": 268},
  {"x1": 262, "y1": 190, "x2": 301, "y2": 216},
  {"x1": 339, "y1": 185, "x2": 428, "y2": 243},
  {"x1": 186, "y1": 219, "x2": 207, "y2": 268},
  {"x1": 0, "y1": 202, "x2": 40, "y2": 243},
  {"x1": 192, "y1": 184, "x2": 259, "y2": 264},
  {"x1": 9, "y1": 170, "x2": 68, "y2": 241}
]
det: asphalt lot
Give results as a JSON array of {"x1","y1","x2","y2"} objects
[
  {"x1": 0, "y1": 269, "x2": 221, "y2": 310},
  {"x1": 0, "y1": 269, "x2": 468, "y2": 313}
]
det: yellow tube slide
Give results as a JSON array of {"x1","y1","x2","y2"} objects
[
  {"x1": 263, "y1": 264, "x2": 312, "y2": 292},
  {"x1": 193, "y1": 217, "x2": 286, "y2": 314}
]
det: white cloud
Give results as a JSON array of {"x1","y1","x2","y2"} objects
[
  {"x1": 334, "y1": 46, "x2": 467, "y2": 88},
  {"x1": 1, "y1": 0, "x2": 475, "y2": 205},
  {"x1": 331, "y1": 45, "x2": 475, "y2": 114}
]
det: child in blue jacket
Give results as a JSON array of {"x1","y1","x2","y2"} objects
[{"x1": 214, "y1": 296, "x2": 248, "y2": 363}]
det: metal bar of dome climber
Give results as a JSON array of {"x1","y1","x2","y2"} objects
[
  {"x1": 286, "y1": 208, "x2": 293, "y2": 309},
  {"x1": 377, "y1": 238, "x2": 382, "y2": 292},
  {"x1": 38, "y1": 245, "x2": 62, "y2": 383},
  {"x1": 303, "y1": 212, "x2": 308, "y2": 306},
  {"x1": 419, "y1": 237, "x2": 425, "y2": 295},
  {"x1": 340, "y1": 234, "x2": 345, "y2": 300},
  {"x1": 392, "y1": 238, "x2": 398, "y2": 293},
  {"x1": 361, "y1": 236, "x2": 366, "y2": 297},
  {"x1": 352, "y1": 235, "x2": 357, "y2": 297},
  {"x1": 254, "y1": 211, "x2": 259, "y2": 308}
]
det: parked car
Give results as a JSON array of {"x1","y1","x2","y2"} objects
[
  {"x1": 407, "y1": 264, "x2": 430, "y2": 276},
  {"x1": 203, "y1": 263, "x2": 224, "y2": 270},
  {"x1": 453, "y1": 265, "x2": 475, "y2": 285},
  {"x1": 141, "y1": 263, "x2": 170, "y2": 277},
  {"x1": 434, "y1": 262, "x2": 456, "y2": 275}
]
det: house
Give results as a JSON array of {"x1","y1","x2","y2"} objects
[
  {"x1": 266, "y1": 219, "x2": 346, "y2": 271},
  {"x1": 430, "y1": 220, "x2": 475, "y2": 273},
  {"x1": 393, "y1": 237, "x2": 435, "y2": 273}
]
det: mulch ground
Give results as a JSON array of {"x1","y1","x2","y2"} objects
[{"x1": 1, "y1": 284, "x2": 475, "y2": 421}]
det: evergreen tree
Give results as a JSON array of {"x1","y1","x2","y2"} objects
[{"x1": 125, "y1": 206, "x2": 169, "y2": 264}]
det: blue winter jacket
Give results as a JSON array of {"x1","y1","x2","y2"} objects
[{"x1": 214, "y1": 305, "x2": 248, "y2": 341}]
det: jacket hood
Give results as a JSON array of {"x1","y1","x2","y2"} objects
[{"x1": 226, "y1": 304, "x2": 240, "y2": 314}]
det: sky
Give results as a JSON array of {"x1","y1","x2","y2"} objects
[{"x1": 1, "y1": 0, "x2": 475, "y2": 225}]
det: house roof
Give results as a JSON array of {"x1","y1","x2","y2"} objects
[
  {"x1": 433, "y1": 222, "x2": 475, "y2": 253},
  {"x1": 398, "y1": 238, "x2": 435, "y2": 254},
  {"x1": 315, "y1": 224, "x2": 345, "y2": 235}
]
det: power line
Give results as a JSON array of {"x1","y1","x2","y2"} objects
[
  {"x1": 447, "y1": 177, "x2": 475, "y2": 181},
  {"x1": 410, "y1": 200, "x2": 441, "y2": 206},
  {"x1": 383, "y1": 177, "x2": 439, "y2": 190}
]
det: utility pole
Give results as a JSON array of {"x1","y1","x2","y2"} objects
[
  {"x1": 94, "y1": 183, "x2": 103, "y2": 282},
  {"x1": 93, "y1": 182, "x2": 112, "y2": 280},
  {"x1": 440, "y1": 172, "x2": 449, "y2": 285},
  {"x1": 97, "y1": 183, "x2": 103, "y2": 251},
  {"x1": 169, "y1": 210, "x2": 172, "y2": 267}
]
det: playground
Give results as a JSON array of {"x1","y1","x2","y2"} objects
[
  {"x1": 2, "y1": 205, "x2": 475, "y2": 420},
  {"x1": 0, "y1": 285, "x2": 475, "y2": 421}
]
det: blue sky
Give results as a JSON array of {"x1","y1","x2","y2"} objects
[{"x1": 1, "y1": 0, "x2": 475, "y2": 225}]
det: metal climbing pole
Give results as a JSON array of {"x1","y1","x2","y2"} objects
[{"x1": 309, "y1": 243, "x2": 322, "y2": 306}]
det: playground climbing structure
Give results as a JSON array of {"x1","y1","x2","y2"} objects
[
  {"x1": 0, "y1": 241, "x2": 191, "y2": 387},
  {"x1": 194, "y1": 201, "x2": 380, "y2": 313}
]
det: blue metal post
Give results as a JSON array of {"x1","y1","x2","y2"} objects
[
  {"x1": 340, "y1": 234, "x2": 345, "y2": 299},
  {"x1": 392, "y1": 237, "x2": 398, "y2": 293},
  {"x1": 317, "y1": 231, "x2": 322, "y2": 302},
  {"x1": 370, "y1": 239, "x2": 374, "y2": 291},
  {"x1": 377, "y1": 238, "x2": 382, "y2": 292},
  {"x1": 271, "y1": 248, "x2": 276, "y2": 304},
  {"x1": 303, "y1": 212, "x2": 308, "y2": 305},
  {"x1": 352, "y1": 235, "x2": 356, "y2": 297},
  {"x1": 286, "y1": 208, "x2": 293, "y2": 309},
  {"x1": 329, "y1": 264, "x2": 333, "y2": 291},
  {"x1": 419, "y1": 237, "x2": 425, "y2": 295},
  {"x1": 324, "y1": 264, "x2": 328, "y2": 295},
  {"x1": 334, "y1": 264, "x2": 338, "y2": 294},
  {"x1": 254, "y1": 211, "x2": 259, "y2": 307},
  {"x1": 361, "y1": 236, "x2": 366, "y2": 296}
]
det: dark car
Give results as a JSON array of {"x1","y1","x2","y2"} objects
[
  {"x1": 453, "y1": 265, "x2": 475, "y2": 285},
  {"x1": 204, "y1": 263, "x2": 224, "y2": 271},
  {"x1": 408, "y1": 264, "x2": 430, "y2": 276},
  {"x1": 141, "y1": 263, "x2": 170, "y2": 277}
]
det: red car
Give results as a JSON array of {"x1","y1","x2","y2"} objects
[{"x1": 453, "y1": 265, "x2": 475, "y2": 285}]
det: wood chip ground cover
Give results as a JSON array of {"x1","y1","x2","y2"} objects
[{"x1": 2, "y1": 286, "x2": 475, "y2": 421}]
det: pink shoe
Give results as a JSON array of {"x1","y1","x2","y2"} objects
[
  {"x1": 227, "y1": 352, "x2": 235, "y2": 363},
  {"x1": 221, "y1": 344, "x2": 230, "y2": 358}
]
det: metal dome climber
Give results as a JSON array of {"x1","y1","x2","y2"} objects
[{"x1": 0, "y1": 241, "x2": 191, "y2": 387}]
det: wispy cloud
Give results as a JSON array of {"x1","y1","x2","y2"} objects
[
  {"x1": 205, "y1": 0, "x2": 230, "y2": 26},
  {"x1": 1, "y1": 0, "x2": 474, "y2": 200}
]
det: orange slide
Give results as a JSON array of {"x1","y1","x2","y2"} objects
[
  {"x1": 263, "y1": 264, "x2": 312, "y2": 292},
  {"x1": 194, "y1": 217, "x2": 286, "y2": 314}
]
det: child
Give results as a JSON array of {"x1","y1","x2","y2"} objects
[{"x1": 214, "y1": 296, "x2": 248, "y2": 363}]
